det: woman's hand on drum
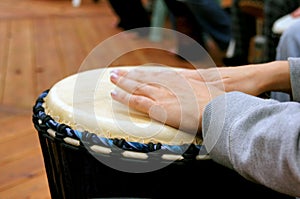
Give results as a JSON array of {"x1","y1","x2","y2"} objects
[
  {"x1": 110, "y1": 67, "x2": 224, "y2": 135},
  {"x1": 109, "y1": 61, "x2": 291, "y2": 134}
]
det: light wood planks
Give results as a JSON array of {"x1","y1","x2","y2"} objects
[
  {"x1": 0, "y1": 113, "x2": 51, "y2": 199},
  {"x1": 33, "y1": 17, "x2": 66, "y2": 94},
  {"x1": 53, "y1": 17, "x2": 87, "y2": 75},
  {"x1": 0, "y1": 20, "x2": 9, "y2": 103},
  {"x1": 0, "y1": 174, "x2": 50, "y2": 199},
  {"x1": 3, "y1": 18, "x2": 36, "y2": 109}
]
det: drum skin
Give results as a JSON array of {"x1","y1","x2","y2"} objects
[
  {"x1": 32, "y1": 68, "x2": 294, "y2": 199},
  {"x1": 42, "y1": 66, "x2": 202, "y2": 147}
]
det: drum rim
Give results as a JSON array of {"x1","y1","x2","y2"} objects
[{"x1": 32, "y1": 90, "x2": 208, "y2": 161}]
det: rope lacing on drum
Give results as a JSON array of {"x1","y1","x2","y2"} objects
[
  {"x1": 32, "y1": 90, "x2": 204, "y2": 160},
  {"x1": 32, "y1": 90, "x2": 79, "y2": 141}
]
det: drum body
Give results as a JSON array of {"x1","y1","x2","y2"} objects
[{"x1": 32, "y1": 67, "x2": 294, "y2": 199}]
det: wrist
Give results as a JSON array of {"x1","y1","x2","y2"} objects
[{"x1": 259, "y1": 61, "x2": 291, "y2": 93}]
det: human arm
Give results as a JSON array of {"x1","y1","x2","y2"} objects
[
  {"x1": 109, "y1": 59, "x2": 293, "y2": 134},
  {"x1": 109, "y1": 58, "x2": 300, "y2": 196},
  {"x1": 202, "y1": 57, "x2": 300, "y2": 196},
  {"x1": 180, "y1": 60, "x2": 291, "y2": 96}
]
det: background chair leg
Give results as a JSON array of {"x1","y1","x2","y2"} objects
[{"x1": 149, "y1": 0, "x2": 168, "y2": 42}]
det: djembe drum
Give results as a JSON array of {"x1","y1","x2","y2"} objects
[{"x1": 32, "y1": 66, "x2": 293, "y2": 199}]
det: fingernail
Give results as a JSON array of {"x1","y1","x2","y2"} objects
[
  {"x1": 110, "y1": 90, "x2": 117, "y2": 97},
  {"x1": 110, "y1": 69, "x2": 119, "y2": 75},
  {"x1": 110, "y1": 72, "x2": 118, "y2": 80}
]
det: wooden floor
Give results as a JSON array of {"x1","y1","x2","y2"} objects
[{"x1": 0, "y1": 0, "x2": 228, "y2": 198}]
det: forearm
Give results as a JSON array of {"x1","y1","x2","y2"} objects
[
  {"x1": 259, "y1": 58, "x2": 300, "y2": 100},
  {"x1": 202, "y1": 92, "x2": 300, "y2": 197},
  {"x1": 189, "y1": 60, "x2": 291, "y2": 97},
  {"x1": 222, "y1": 60, "x2": 291, "y2": 95},
  {"x1": 201, "y1": 58, "x2": 300, "y2": 196},
  {"x1": 256, "y1": 60, "x2": 291, "y2": 94}
]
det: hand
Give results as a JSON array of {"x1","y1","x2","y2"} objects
[
  {"x1": 181, "y1": 65, "x2": 265, "y2": 96},
  {"x1": 109, "y1": 61, "x2": 290, "y2": 134},
  {"x1": 110, "y1": 67, "x2": 224, "y2": 135}
]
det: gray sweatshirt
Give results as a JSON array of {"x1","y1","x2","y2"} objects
[{"x1": 202, "y1": 57, "x2": 300, "y2": 197}]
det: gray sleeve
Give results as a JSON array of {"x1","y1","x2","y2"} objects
[
  {"x1": 289, "y1": 57, "x2": 300, "y2": 101},
  {"x1": 202, "y1": 91, "x2": 300, "y2": 197}
]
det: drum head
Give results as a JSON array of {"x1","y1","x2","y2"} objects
[
  {"x1": 40, "y1": 66, "x2": 206, "y2": 172},
  {"x1": 44, "y1": 66, "x2": 201, "y2": 146}
]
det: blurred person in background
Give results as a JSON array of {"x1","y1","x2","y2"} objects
[{"x1": 223, "y1": 0, "x2": 300, "y2": 66}]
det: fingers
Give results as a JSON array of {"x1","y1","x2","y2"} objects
[
  {"x1": 111, "y1": 67, "x2": 223, "y2": 85},
  {"x1": 110, "y1": 88, "x2": 154, "y2": 114},
  {"x1": 111, "y1": 67, "x2": 177, "y2": 85},
  {"x1": 110, "y1": 68, "x2": 128, "y2": 77},
  {"x1": 110, "y1": 89, "x2": 170, "y2": 129},
  {"x1": 110, "y1": 71, "x2": 157, "y2": 97}
]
